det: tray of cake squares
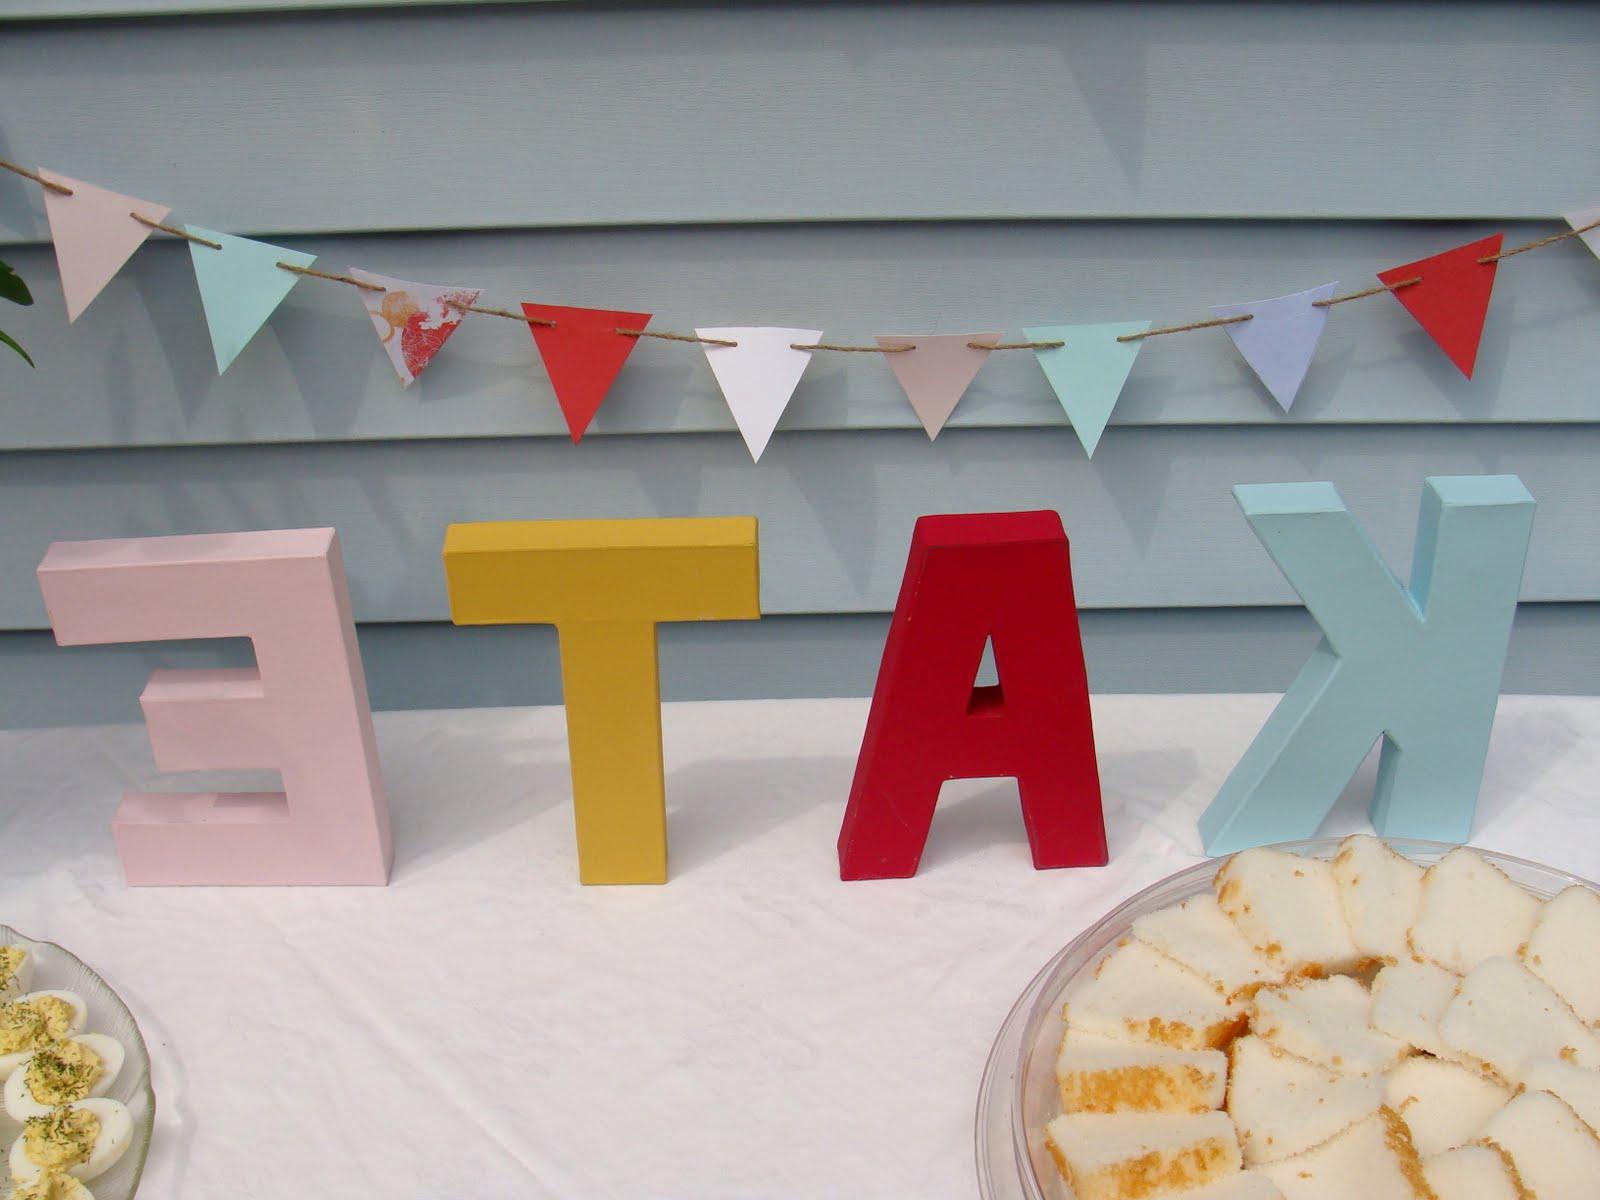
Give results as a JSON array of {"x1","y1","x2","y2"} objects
[{"x1": 977, "y1": 836, "x2": 1600, "y2": 1200}]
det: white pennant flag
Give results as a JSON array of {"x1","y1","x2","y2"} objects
[
  {"x1": 1565, "y1": 203, "x2": 1600, "y2": 261},
  {"x1": 698, "y1": 327, "x2": 821, "y2": 462}
]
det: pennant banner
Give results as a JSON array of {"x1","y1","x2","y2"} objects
[
  {"x1": 39, "y1": 169, "x2": 171, "y2": 323},
  {"x1": 698, "y1": 327, "x2": 820, "y2": 462},
  {"x1": 523, "y1": 303, "x2": 651, "y2": 443},
  {"x1": 1378, "y1": 234, "x2": 1502, "y2": 379},
  {"x1": 1566, "y1": 204, "x2": 1600, "y2": 260},
  {"x1": 187, "y1": 227, "x2": 316, "y2": 373},
  {"x1": 350, "y1": 269, "x2": 481, "y2": 386},
  {"x1": 1211, "y1": 283, "x2": 1336, "y2": 412},
  {"x1": 878, "y1": 332, "x2": 999, "y2": 439},
  {"x1": 1024, "y1": 322, "x2": 1149, "y2": 458}
]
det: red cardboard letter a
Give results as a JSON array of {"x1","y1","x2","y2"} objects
[{"x1": 837, "y1": 511, "x2": 1107, "y2": 880}]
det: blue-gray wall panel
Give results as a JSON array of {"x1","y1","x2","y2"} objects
[
  {"x1": 2, "y1": 2, "x2": 1596, "y2": 241},
  {"x1": 1, "y1": 219, "x2": 1597, "y2": 450},
  {"x1": 0, "y1": 424, "x2": 1595, "y2": 628}
]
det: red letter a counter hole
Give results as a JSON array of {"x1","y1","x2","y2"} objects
[{"x1": 837, "y1": 511, "x2": 1108, "y2": 880}]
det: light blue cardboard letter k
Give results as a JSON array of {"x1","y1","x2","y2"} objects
[{"x1": 1199, "y1": 476, "x2": 1535, "y2": 855}]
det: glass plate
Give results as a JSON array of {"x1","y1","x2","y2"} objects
[
  {"x1": 974, "y1": 838, "x2": 1599, "y2": 1200},
  {"x1": 0, "y1": 926, "x2": 156, "y2": 1200}
]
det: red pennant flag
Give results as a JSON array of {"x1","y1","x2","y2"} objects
[
  {"x1": 522, "y1": 303, "x2": 652, "y2": 442},
  {"x1": 1377, "y1": 234, "x2": 1502, "y2": 379}
]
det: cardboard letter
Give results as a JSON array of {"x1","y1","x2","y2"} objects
[
  {"x1": 836, "y1": 510, "x2": 1107, "y2": 880},
  {"x1": 36, "y1": 529, "x2": 392, "y2": 886},
  {"x1": 1199, "y1": 476, "x2": 1535, "y2": 855},
  {"x1": 442, "y1": 517, "x2": 761, "y2": 885}
]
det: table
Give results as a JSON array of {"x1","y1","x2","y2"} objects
[{"x1": 2, "y1": 694, "x2": 1597, "y2": 1199}]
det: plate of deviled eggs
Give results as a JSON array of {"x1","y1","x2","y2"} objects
[{"x1": 0, "y1": 928, "x2": 154, "y2": 1200}]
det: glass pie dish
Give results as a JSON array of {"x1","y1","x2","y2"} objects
[
  {"x1": 974, "y1": 838, "x2": 1598, "y2": 1200},
  {"x1": 0, "y1": 926, "x2": 156, "y2": 1200}
]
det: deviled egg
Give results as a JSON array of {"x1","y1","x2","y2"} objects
[
  {"x1": 0, "y1": 993, "x2": 88, "y2": 1076},
  {"x1": 7, "y1": 1098, "x2": 131, "y2": 1183},
  {"x1": 0, "y1": 946, "x2": 32, "y2": 1003},
  {"x1": 8, "y1": 1171, "x2": 95, "y2": 1200},
  {"x1": 4, "y1": 1034, "x2": 125, "y2": 1121}
]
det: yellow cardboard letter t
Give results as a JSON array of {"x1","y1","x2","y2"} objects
[{"x1": 442, "y1": 517, "x2": 761, "y2": 884}]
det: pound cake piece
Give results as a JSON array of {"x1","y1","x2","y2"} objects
[
  {"x1": 1134, "y1": 894, "x2": 1286, "y2": 1001},
  {"x1": 1384, "y1": 1056, "x2": 1511, "y2": 1157},
  {"x1": 1251, "y1": 975, "x2": 1407, "y2": 1077},
  {"x1": 1057, "y1": 1031, "x2": 1228, "y2": 1114},
  {"x1": 1258, "y1": 1108, "x2": 1429, "y2": 1200},
  {"x1": 1515, "y1": 1057, "x2": 1600, "y2": 1132},
  {"x1": 1408, "y1": 847, "x2": 1542, "y2": 975},
  {"x1": 1422, "y1": 1145, "x2": 1523, "y2": 1200},
  {"x1": 1066, "y1": 940, "x2": 1247, "y2": 1051},
  {"x1": 1167, "y1": 1175, "x2": 1283, "y2": 1199},
  {"x1": 1331, "y1": 835, "x2": 1425, "y2": 964},
  {"x1": 1438, "y1": 956, "x2": 1600, "y2": 1081},
  {"x1": 1044, "y1": 1111, "x2": 1241, "y2": 1200},
  {"x1": 1370, "y1": 959, "x2": 1460, "y2": 1058},
  {"x1": 1214, "y1": 848, "x2": 1362, "y2": 976},
  {"x1": 1523, "y1": 885, "x2": 1600, "y2": 1026},
  {"x1": 1226, "y1": 1035, "x2": 1381, "y2": 1165},
  {"x1": 1476, "y1": 1089, "x2": 1600, "y2": 1200}
]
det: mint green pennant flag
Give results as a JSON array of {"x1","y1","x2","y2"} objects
[
  {"x1": 1024, "y1": 321, "x2": 1150, "y2": 457},
  {"x1": 186, "y1": 226, "x2": 316, "y2": 373}
]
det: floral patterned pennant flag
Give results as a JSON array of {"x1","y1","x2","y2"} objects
[{"x1": 349, "y1": 269, "x2": 482, "y2": 386}]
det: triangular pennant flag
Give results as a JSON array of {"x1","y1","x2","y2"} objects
[
  {"x1": 37, "y1": 169, "x2": 171, "y2": 322},
  {"x1": 349, "y1": 268, "x2": 481, "y2": 386},
  {"x1": 1565, "y1": 203, "x2": 1600, "y2": 260},
  {"x1": 1377, "y1": 234, "x2": 1502, "y2": 379},
  {"x1": 698, "y1": 327, "x2": 820, "y2": 462},
  {"x1": 522, "y1": 303, "x2": 651, "y2": 443},
  {"x1": 877, "y1": 332, "x2": 1000, "y2": 439},
  {"x1": 1023, "y1": 321, "x2": 1148, "y2": 457},
  {"x1": 186, "y1": 226, "x2": 316, "y2": 373},
  {"x1": 1210, "y1": 282, "x2": 1336, "y2": 412}
]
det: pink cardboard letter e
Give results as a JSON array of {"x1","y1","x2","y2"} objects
[{"x1": 37, "y1": 529, "x2": 392, "y2": 885}]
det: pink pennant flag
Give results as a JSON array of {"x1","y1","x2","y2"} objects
[
  {"x1": 348, "y1": 268, "x2": 482, "y2": 386},
  {"x1": 38, "y1": 169, "x2": 171, "y2": 322},
  {"x1": 878, "y1": 332, "x2": 1001, "y2": 439}
]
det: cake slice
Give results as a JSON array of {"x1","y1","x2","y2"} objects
[
  {"x1": 1384, "y1": 1056, "x2": 1510, "y2": 1157},
  {"x1": 1438, "y1": 956, "x2": 1600, "y2": 1081},
  {"x1": 1044, "y1": 1111, "x2": 1241, "y2": 1200},
  {"x1": 1226, "y1": 1035, "x2": 1381, "y2": 1165},
  {"x1": 1515, "y1": 1057, "x2": 1600, "y2": 1133},
  {"x1": 1056, "y1": 1030, "x2": 1228, "y2": 1114},
  {"x1": 1476, "y1": 1089, "x2": 1600, "y2": 1200},
  {"x1": 1523, "y1": 885, "x2": 1600, "y2": 1026},
  {"x1": 1250, "y1": 975, "x2": 1407, "y2": 1077},
  {"x1": 1331, "y1": 835, "x2": 1424, "y2": 964},
  {"x1": 1258, "y1": 1108, "x2": 1429, "y2": 1200},
  {"x1": 1369, "y1": 959, "x2": 1459, "y2": 1058},
  {"x1": 1167, "y1": 1175, "x2": 1284, "y2": 1199},
  {"x1": 1134, "y1": 894, "x2": 1286, "y2": 1001},
  {"x1": 1065, "y1": 939, "x2": 1247, "y2": 1051},
  {"x1": 1214, "y1": 848, "x2": 1362, "y2": 975},
  {"x1": 1408, "y1": 847, "x2": 1542, "y2": 975},
  {"x1": 1422, "y1": 1145, "x2": 1523, "y2": 1200}
]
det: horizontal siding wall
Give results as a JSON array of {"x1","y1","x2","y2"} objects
[{"x1": 0, "y1": 0, "x2": 1595, "y2": 723}]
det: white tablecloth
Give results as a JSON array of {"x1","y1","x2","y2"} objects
[{"x1": 2, "y1": 694, "x2": 1597, "y2": 1199}]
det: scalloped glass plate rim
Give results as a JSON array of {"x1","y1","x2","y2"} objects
[
  {"x1": 974, "y1": 837, "x2": 1600, "y2": 1200},
  {"x1": 0, "y1": 925, "x2": 156, "y2": 1200}
]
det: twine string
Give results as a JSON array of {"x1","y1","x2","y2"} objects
[
  {"x1": 1480, "y1": 217, "x2": 1600, "y2": 263},
  {"x1": 446, "y1": 300, "x2": 557, "y2": 327},
  {"x1": 793, "y1": 341, "x2": 915, "y2": 353},
  {"x1": 276, "y1": 262, "x2": 386, "y2": 293},
  {"x1": 617, "y1": 328, "x2": 738, "y2": 347},
  {"x1": 1314, "y1": 277, "x2": 1421, "y2": 308},
  {"x1": 974, "y1": 340, "x2": 1066, "y2": 351},
  {"x1": 1119, "y1": 313, "x2": 1252, "y2": 343},
  {"x1": 0, "y1": 159, "x2": 71, "y2": 195},
  {"x1": 130, "y1": 212, "x2": 220, "y2": 248}
]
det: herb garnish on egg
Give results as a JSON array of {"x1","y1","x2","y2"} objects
[
  {"x1": 22, "y1": 1106, "x2": 100, "y2": 1172},
  {"x1": 26, "y1": 1041, "x2": 105, "y2": 1106}
]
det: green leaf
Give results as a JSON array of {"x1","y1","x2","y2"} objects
[
  {"x1": 0, "y1": 258, "x2": 33, "y2": 307},
  {"x1": 0, "y1": 327, "x2": 35, "y2": 367}
]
